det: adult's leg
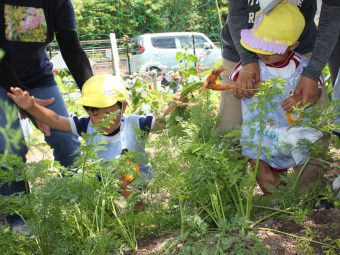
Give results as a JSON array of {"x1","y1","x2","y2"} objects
[
  {"x1": 0, "y1": 87, "x2": 28, "y2": 196},
  {"x1": 296, "y1": 52, "x2": 330, "y2": 193},
  {"x1": 28, "y1": 86, "x2": 80, "y2": 167},
  {"x1": 294, "y1": 132, "x2": 330, "y2": 194},
  {"x1": 296, "y1": 92, "x2": 329, "y2": 193},
  {"x1": 328, "y1": 34, "x2": 340, "y2": 85},
  {"x1": 215, "y1": 58, "x2": 241, "y2": 134},
  {"x1": 293, "y1": 52, "x2": 330, "y2": 194},
  {"x1": 332, "y1": 68, "x2": 340, "y2": 133},
  {"x1": 332, "y1": 69, "x2": 340, "y2": 102}
]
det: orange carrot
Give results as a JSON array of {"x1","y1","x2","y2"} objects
[
  {"x1": 206, "y1": 83, "x2": 238, "y2": 91},
  {"x1": 202, "y1": 66, "x2": 258, "y2": 92},
  {"x1": 202, "y1": 66, "x2": 226, "y2": 92}
]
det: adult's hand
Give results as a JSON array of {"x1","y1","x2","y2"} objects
[
  {"x1": 282, "y1": 93, "x2": 302, "y2": 112},
  {"x1": 34, "y1": 97, "x2": 55, "y2": 108},
  {"x1": 36, "y1": 121, "x2": 51, "y2": 137},
  {"x1": 294, "y1": 76, "x2": 320, "y2": 106},
  {"x1": 235, "y1": 62, "x2": 260, "y2": 98}
]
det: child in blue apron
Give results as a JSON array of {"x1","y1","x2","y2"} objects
[{"x1": 229, "y1": 2, "x2": 324, "y2": 194}]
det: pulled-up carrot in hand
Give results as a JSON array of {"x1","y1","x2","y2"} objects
[
  {"x1": 206, "y1": 83, "x2": 238, "y2": 91},
  {"x1": 202, "y1": 66, "x2": 226, "y2": 92},
  {"x1": 180, "y1": 66, "x2": 259, "y2": 98},
  {"x1": 202, "y1": 66, "x2": 257, "y2": 92}
]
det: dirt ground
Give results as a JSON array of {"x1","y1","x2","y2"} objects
[
  {"x1": 131, "y1": 208, "x2": 340, "y2": 255},
  {"x1": 25, "y1": 133, "x2": 54, "y2": 163},
  {"x1": 256, "y1": 209, "x2": 340, "y2": 255},
  {"x1": 131, "y1": 213, "x2": 340, "y2": 255}
]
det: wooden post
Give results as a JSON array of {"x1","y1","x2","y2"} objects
[
  {"x1": 109, "y1": 33, "x2": 121, "y2": 78},
  {"x1": 151, "y1": 69, "x2": 158, "y2": 91},
  {"x1": 192, "y1": 35, "x2": 197, "y2": 68}
]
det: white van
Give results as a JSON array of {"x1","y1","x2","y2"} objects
[{"x1": 129, "y1": 32, "x2": 221, "y2": 73}]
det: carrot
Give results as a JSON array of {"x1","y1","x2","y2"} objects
[
  {"x1": 206, "y1": 83, "x2": 238, "y2": 91},
  {"x1": 181, "y1": 66, "x2": 258, "y2": 98},
  {"x1": 202, "y1": 66, "x2": 258, "y2": 92},
  {"x1": 201, "y1": 66, "x2": 226, "y2": 92}
]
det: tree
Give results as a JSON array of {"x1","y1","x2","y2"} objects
[{"x1": 73, "y1": 0, "x2": 229, "y2": 41}]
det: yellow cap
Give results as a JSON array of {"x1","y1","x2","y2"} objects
[
  {"x1": 77, "y1": 74, "x2": 128, "y2": 108},
  {"x1": 240, "y1": 2, "x2": 305, "y2": 55}
]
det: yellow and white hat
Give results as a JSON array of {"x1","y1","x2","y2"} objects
[
  {"x1": 77, "y1": 74, "x2": 128, "y2": 108},
  {"x1": 240, "y1": 1, "x2": 305, "y2": 55}
]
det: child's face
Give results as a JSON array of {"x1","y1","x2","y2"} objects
[
  {"x1": 257, "y1": 52, "x2": 288, "y2": 65},
  {"x1": 87, "y1": 103, "x2": 122, "y2": 134}
]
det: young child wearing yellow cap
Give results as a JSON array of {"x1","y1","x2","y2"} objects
[
  {"x1": 8, "y1": 74, "x2": 154, "y2": 198},
  {"x1": 229, "y1": 1, "x2": 324, "y2": 195}
]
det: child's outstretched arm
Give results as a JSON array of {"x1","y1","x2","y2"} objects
[
  {"x1": 153, "y1": 92, "x2": 191, "y2": 130},
  {"x1": 8, "y1": 87, "x2": 72, "y2": 132}
]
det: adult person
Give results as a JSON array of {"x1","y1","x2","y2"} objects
[
  {"x1": 218, "y1": 0, "x2": 338, "y2": 194},
  {"x1": 293, "y1": 1, "x2": 340, "y2": 194},
  {"x1": 228, "y1": 1, "x2": 324, "y2": 195},
  {"x1": 217, "y1": 0, "x2": 338, "y2": 133},
  {"x1": 0, "y1": 0, "x2": 93, "y2": 229}
]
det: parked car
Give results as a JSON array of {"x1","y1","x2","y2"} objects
[{"x1": 129, "y1": 32, "x2": 221, "y2": 73}]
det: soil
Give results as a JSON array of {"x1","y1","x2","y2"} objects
[
  {"x1": 256, "y1": 209, "x2": 340, "y2": 255},
  {"x1": 133, "y1": 236, "x2": 175, "y2": 255},
  {"x1": 131, "y1": 209, "x2": 340, "y2": 255},
  {"x1": 25, "y1": 133, "x2": 53, "y2": 163}
]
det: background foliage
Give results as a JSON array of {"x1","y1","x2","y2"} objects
[{"x1": 73, "y1": 0, "x2": 229, "y2": 41}]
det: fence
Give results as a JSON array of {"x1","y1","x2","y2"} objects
[
  {"x1": 48, "y1": 35, "x2": 222, "y2": 77},
  {"x1": 48, "y1": 38, "x2": 128, "y2": 76}
]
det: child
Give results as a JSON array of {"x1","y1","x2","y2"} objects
[
  {"x1": 229, "y1": 2, "x2": 324, "y2": 194},
  {"x1": 8, "y1": 74, "x2": 155, "y2": 198}
]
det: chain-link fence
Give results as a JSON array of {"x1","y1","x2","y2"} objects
[
  {"x1": 48, "y1": 39, "x2": 126, "y2": 75},
  {"x1": 48, "y1": 35, "x2": 222, "y2": 77}
]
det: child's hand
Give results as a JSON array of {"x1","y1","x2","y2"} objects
[
  {"x1": 235, "y1": 63, "x2": 260, "y2": 98},
  {"x1": 282, "y1": 93, "x2": 302, "y2": 112},
  {"x1": 7, "y1": 87, "x2": 35, "y2": 110}
]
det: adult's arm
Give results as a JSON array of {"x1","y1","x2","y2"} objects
[
  {"x1": 302, "y1": 1, "x2": 340, "y2": 81},
  {"x1": 228, "y1": 0, "x2": 260, "y2": 97},
  {"x1": 56, "y1": 30, "x2": 93, "y2": 90},
  {"x1": 294, "y1": 1, "x2": 340, "y2": 105},
  {"x1": 227, "y1": 0, "x2": 258, "y2": 65}
]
